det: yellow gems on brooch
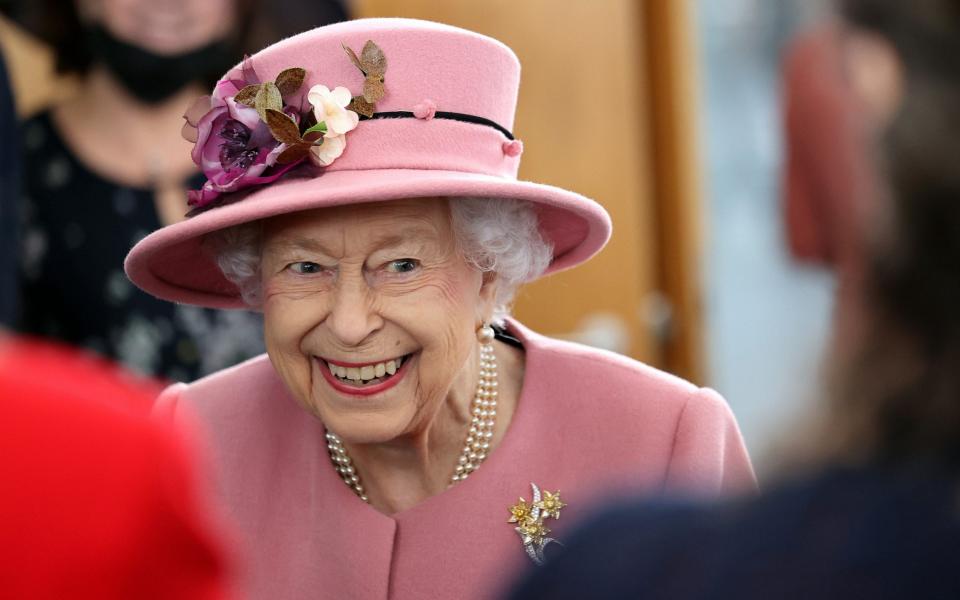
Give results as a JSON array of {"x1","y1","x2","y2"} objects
[
  {"x1": 508, "y1": 497, "x2": 534, "y2": 524},
  {"x1": 508, "y1": 483, "x2": 565, "y2": 565},
  {"x1": 537, "y1": 489, "x2": 567, "y2": 519}
]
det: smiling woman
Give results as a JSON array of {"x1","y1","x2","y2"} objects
[
  {"x1": 124, "y1": 18, "x2": 756, "y2": 600},
  {"x1": 258, "y1": 198, "x2": 508, "y2": 455}
]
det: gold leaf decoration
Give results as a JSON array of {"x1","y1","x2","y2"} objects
[
  {"x1": 255, "y1": 82, "x2": 283, "y2": 122},
  {"x1": 277, "y1": 143, "x2": 313, "y2": 164},
  {"x1": 347, "y1": 96, "x2": 377, "y2": 118},
  {"x1": 234, "y1": 84, "x2": 261, "y2": 106},
  {"x1": 265, "y1": 108, "x2": 323, "y2": 165},
  {"x1": 275, "y1": 67, "x2": 307, "y2": 98},
  {"x1": 264, "y1": 109, "x2": 302, "y2": 145}
]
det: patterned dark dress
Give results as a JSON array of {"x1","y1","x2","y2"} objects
[
  {"x1": 0, "y1": 52, "x2": 19, "y2": 327},
  {"x1": 16, "y1": 112, "x2": 264, "y2": 383}
]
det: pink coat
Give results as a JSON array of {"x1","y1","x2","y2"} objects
[{"x1": 157, "y1": 320, "x2": 755, "y2": 600}]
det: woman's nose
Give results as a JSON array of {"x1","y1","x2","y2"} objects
[{"x1": 325, "y1": 278, "x2": 383, "y2": 347}]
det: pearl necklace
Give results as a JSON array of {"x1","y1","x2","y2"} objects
[{"x1": 325, "y1": 342, "x2": 499, "y2": 503}]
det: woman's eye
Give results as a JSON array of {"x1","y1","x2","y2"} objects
[
  {"x1": 385, "y1": 259, "x2": 419, "y2": 274},
  {"x1": 288, "y1": 261, "x2": 323, "y2": 274}
]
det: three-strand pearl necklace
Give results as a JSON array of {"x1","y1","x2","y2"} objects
[{"x1": 325, "y1": 340, "x2": 499, "y2": 503}]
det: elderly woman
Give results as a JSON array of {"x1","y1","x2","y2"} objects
[{"x1": 125, "y1": 18, "x2": 755, "y2": 600}]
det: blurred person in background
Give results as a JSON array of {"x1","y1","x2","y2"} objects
[
  {"x1": 782, "y1": 24, "x2": 869, "y2": 272},
  {"x1": 0, "y1": 334, "x2": 228, "y2": 598},
  {"x1": 124, "y1": 18, "x2": 755, "y2": 599},
  {"x1": 508, "y1": 0, "x2": 960, "y2": 598},
  {"x1": 11, "y1": 0, "x2": 345, "y2": 383},
  {"x1": 781, "y1": 19, "x2": 876, "y2": 352},
  {"x1": 0, "y1": 47, "x2": 19, "y2": 327}
]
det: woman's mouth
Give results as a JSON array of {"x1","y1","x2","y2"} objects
[
  {"x1": 327, "y1": 356, "x2": 406, "y2": 385},
  {"x1": 317, "y1": 353, "x2": 414, "y2": 396}
]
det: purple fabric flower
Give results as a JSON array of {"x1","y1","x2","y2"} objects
[{"x1": 182, "y1": 78, "x2": 303, "y2": 210}]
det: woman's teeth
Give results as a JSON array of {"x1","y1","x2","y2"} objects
[{"x1": 327, "y1": 356, "x2": 404, "y2": 384}]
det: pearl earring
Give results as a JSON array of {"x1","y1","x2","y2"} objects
[{"x1": 477, "y1": 323, "x2": 495, "y2": 344}]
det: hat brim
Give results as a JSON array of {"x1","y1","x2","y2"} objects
[{"x1": 124, "y1": 168, "x2": 612, "y2": 309}]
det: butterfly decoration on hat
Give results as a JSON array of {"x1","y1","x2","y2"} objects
[{"x1": 342, "y1": 40, "x2": 387, "y2": 118}]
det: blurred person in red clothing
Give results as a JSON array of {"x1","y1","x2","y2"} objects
[{"x1": 0, "y1": 335, "x2": 229, "y2": 599}]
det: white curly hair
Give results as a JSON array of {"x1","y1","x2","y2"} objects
[{"x1": 205, "y1": 197, "x2": 554, "y2": 324}]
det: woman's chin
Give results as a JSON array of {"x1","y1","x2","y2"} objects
[
  {"x1": 306, "y1": 355, "x2": 420, "y2": 443},
  {"x1": 320, "y1": 415, "x2": 411, "y2": 446}
]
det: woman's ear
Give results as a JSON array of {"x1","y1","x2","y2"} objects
[
  {"x1": 477, "y1": 271, "x2": 499, "y2": 324},
  {"x1": 841, "y1": 27, "x2": 905, "y2": 131}
]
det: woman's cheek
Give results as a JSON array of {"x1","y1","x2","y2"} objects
[{"x1": 262, "y1": 286, "x2": 327, "y2": 394}]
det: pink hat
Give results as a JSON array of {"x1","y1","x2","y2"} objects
[{"x1": 125, "y1": 18, "x2": 612, "y2": 309}]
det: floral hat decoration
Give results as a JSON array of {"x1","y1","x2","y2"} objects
[
  {"x1": 125, "y1": 18, "x2": 612, "y2": 308},
  {"x1": 182, "y1": 40, "x2": 388, "y2": 214}
]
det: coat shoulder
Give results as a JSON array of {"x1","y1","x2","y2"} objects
[
  {"x1": 156, "y1": 354, "x2": 295, "y2": 425},
  {"x1": 528, "y1": 337, "x2": 747, "y2": 474},
  {"x1": 512, "y1": 323, "x2": 754, "y2": 497},
  {"x1": 523, "y1": 330, "x2": 703, "y2": 411}
]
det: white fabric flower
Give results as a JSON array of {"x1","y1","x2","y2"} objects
[
  {"x1": 310, "y1": 134, "x2": 347, "y2": 166},
  {"x1": 307, "y1": 85, "x2": 359, "y2": 137}
]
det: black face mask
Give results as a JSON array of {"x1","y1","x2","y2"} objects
[{"x1": 85, "y1": 26, "x2": 235, "y2": 104}]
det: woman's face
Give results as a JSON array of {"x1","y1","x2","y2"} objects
[
  {"x1": 260, "y1": 198, "x2": 496, "y2": 444},
  {"x1": 80, "y1": 0, "x2": 236, "y2": 54}
]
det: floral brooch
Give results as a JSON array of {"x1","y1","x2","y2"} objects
[
  {"x1": 182, "y1": 40, "x2": 387, "y2": 215},
  {"x1": 508, "y1": 483, "x2": 566, "y2": 565}
]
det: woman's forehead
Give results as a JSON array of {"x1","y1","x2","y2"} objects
[{"x1": 261, "y1": 198, "x2": 453, "y2": 252}]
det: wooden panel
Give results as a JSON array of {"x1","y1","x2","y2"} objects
[
  {"x1": 354, "y1": 0, "x2": 660, "y2": 362},
  {"x1": 639, "y1": 0, "x2": 706, "y2": 382}
]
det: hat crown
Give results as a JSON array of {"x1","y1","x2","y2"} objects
[{"x1": 232, "y1": 18, "x2": 521, "y2": 132}]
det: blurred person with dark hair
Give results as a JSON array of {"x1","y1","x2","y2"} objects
[
  {"x1": 508, "y1": 0, "x2": 960, "y2": 598},
  {"x1": 0, "y1": 47, "x2": 19, "y2": 327},
  {"x1": 0, "y1": 334, "x2": 229, "y2": 598},
  {"x1": 13, "y1": 0, "x2": 345, "y2": 383}
]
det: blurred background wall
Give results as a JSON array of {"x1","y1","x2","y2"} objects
[{"x1": 697, "y1": 0, "x2": 836, "y2": 473}]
